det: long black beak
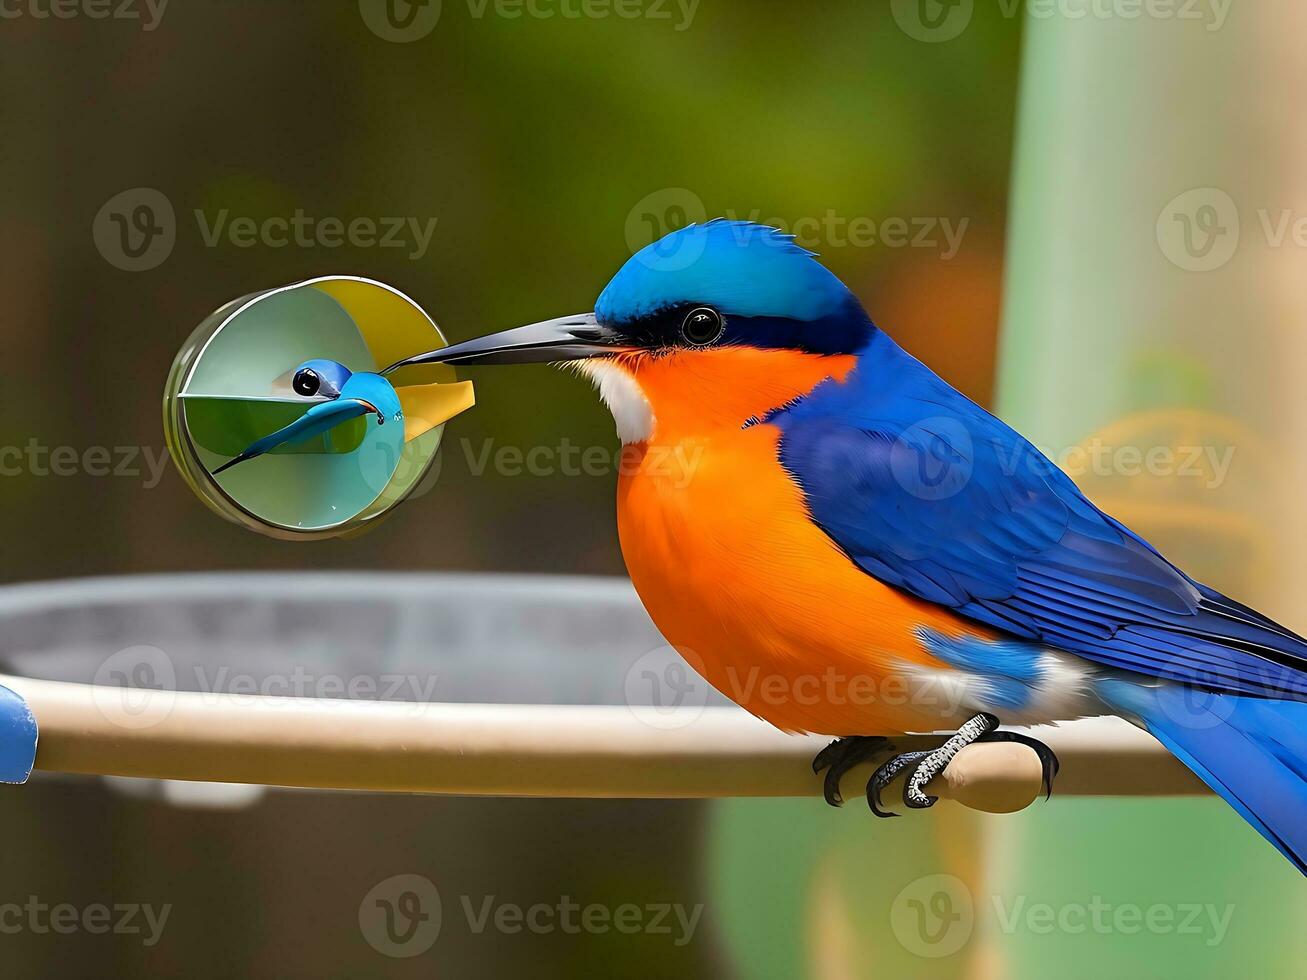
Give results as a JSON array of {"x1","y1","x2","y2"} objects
[{"x1": 382, "y1": 313, "x2": 631, "y2": 373}]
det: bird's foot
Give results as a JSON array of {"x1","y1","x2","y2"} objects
[
  {"x1": 866, "y1": 749, "x2": 934, "y2": 817},
  {"x1": 864, "y1": 713, "x2": 1060, "y2": 817},
  {"x1": 812, "y1": 735, "x2": 892, "y2": 806}
]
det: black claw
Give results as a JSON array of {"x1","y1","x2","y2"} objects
[
  {"x1": 866, "y1": 749, "x2": 929, "y2": 817},
  {"x1": 811, "y1": 736, "x2": 890, "y2": 808},
  {"x1": 811, "y1": 740, "x2": 840, "y2": 775},
  {"x1": 867, "y1": 764, "x2": 889, "y2": 815},
  {"x1": 867, "y1": 781, "x2": 898, "y2": 819},
  {"x1": 824, "y1": 769, "x2": 844, "y2": 806}
]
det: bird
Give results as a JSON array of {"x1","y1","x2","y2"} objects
[
  {"x1": 385, "y1": 218, "x2": 1307, "y2": 875},
  {"x1": 206, "y1": 358, "x2": 473, "y2": 476},
  {"x1": 210, "y1": 359, "x2": 401, "y2": 474}
]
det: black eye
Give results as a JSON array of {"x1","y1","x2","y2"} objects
[
  {"x1": 681, "y1": 307, "x2": 724, "y2": 347},
  {"x1": 292, "y1": 368, "x2": 321, "y2": 397}
]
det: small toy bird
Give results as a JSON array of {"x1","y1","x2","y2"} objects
[
  {"x1": 211, "y1": 359, "x2": 401, "y2": 474},
  {"x1": 389, "y1": 220, "x2": 1307, "y2": 875},
  {"x1": 206, "y1": 356, "x2": 475, "y2": 480}
]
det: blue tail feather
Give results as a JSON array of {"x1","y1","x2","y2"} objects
[{"x1": 1101, "y1": 680, "x2": 1307, "y2": 875}]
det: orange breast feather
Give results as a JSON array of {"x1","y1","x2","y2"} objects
[{"x1": 614, "y1": 347, "x2": 997, "y2": 736}]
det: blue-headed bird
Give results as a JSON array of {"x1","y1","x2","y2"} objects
[
  {"x1": 211, "y1": 359, "x2": 402, "y2": 474},
  {"x1": 388, "y1": 220, "x2": 1307, "y2": 875}
]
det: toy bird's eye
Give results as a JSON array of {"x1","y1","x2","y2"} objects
[
  {"x1": 292, "y1": 368, "x2": 321, "y2": 397},
  {"x1": 681, "y1": 307, "x2": 724, "y2": 347}
]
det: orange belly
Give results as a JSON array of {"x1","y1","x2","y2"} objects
[{"x1": 616, "y1": 421, "x2": 997, "y2": 736}]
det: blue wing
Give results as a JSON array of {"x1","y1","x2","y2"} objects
[
  {"x1": 212, "y1": 398, "x2": 376, "y2": 475},
  {"x1": 776, "y1": 334, "x2": 1307, "y2": 700}
]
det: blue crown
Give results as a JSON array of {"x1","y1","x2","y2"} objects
[{"x1": 597, "y1": 220, "x2": 857, "y2": 324}]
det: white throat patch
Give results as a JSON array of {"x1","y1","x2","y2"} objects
[{"x1": 575, "y1": 360, "x2": 654, "y2": 444}]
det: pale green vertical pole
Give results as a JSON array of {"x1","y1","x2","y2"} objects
[{"x1": 991, "y1": 2, "x2": 1307, "y2": 975}]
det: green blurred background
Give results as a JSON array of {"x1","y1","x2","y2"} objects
[
  {"x1": 0, "y1": 0, "x2": 1017, "y2": 582},
  {"x1": 3, "y1": 1, "x2": 1305, "y2": 977}
]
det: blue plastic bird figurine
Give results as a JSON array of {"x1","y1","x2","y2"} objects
[
  {"x1": 212, "y1": 359, "x2": 402, "y2": 474},
  {"x1": 389, "y1": 219, "x2": 1307, "y2": 875}
]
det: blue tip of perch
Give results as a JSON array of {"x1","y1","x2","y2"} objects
[{"x1": 0, "y1": 684, "x2": 37, "y2": 784}]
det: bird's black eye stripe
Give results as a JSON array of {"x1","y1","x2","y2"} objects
[
  {"x1": 292, "y1": 368, "x2": 321, "y2": 397},
  {"x1": 608, "y1": 303, "x2": 729, "y2": 351},
  {"x1": 680, "y1": 307, "x2": 725, "y2": 347}
]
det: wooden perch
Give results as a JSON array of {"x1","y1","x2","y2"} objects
[{"x1": 0, "y1": 674, "x2": 1206, "y2": 810}]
